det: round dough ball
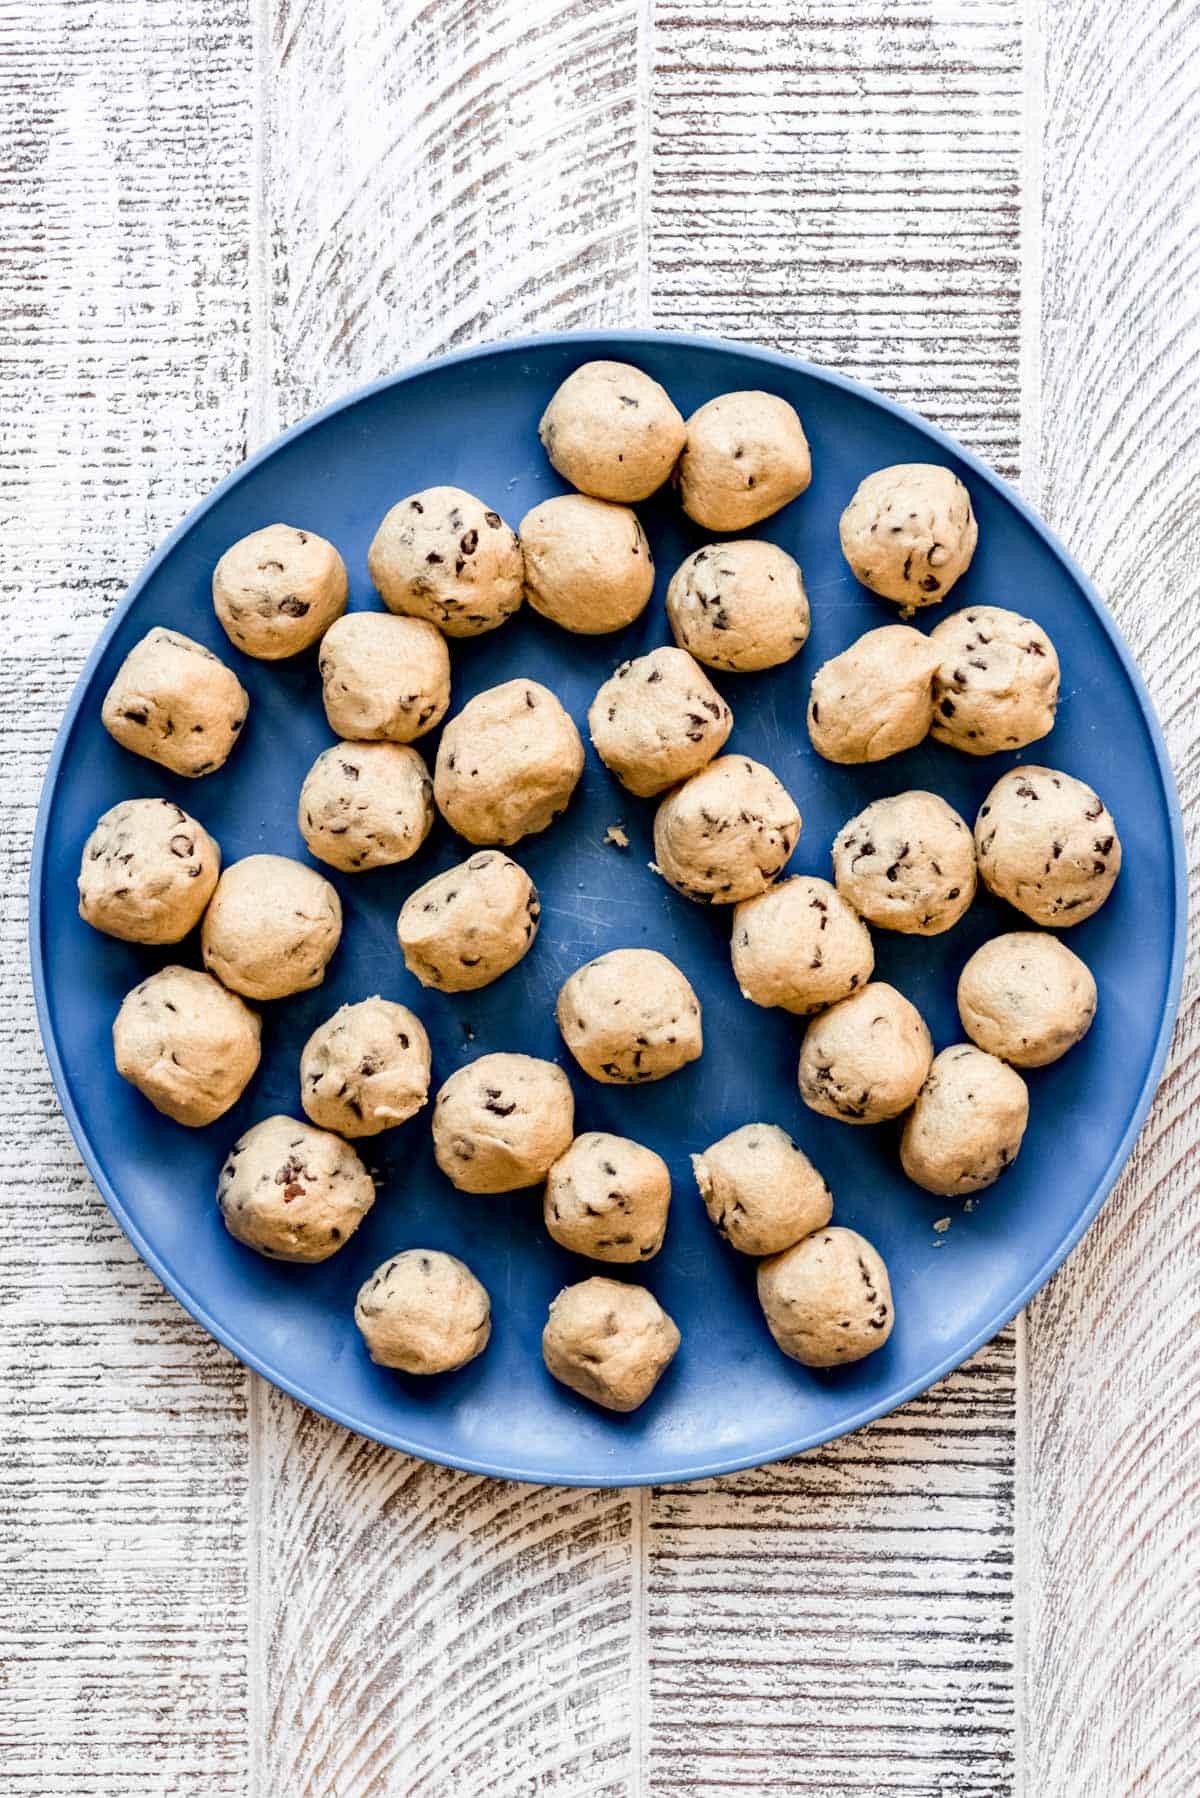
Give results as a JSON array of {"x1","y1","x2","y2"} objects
[
  {"x1": 839, "y1": 463, "x2": 976, "y2": 608},
  {"x1": 732, "y1": 875, "x2": 874, "y2": 1015},
  {"x1": 808, "y1": 625, "x2": 940, "y2": 763},
  {"x1": 693, "y1": 1123, "x2": 832, "y2": 1257},
  {"x1": 832, "y1": 790, "x2": 976, "y2": 935},
  {"x1": 901, "y1": 1044, "x2": 1030, "y2": 1196},
  {"x1": 545, "y1": 1132, "x2": 671, "y2": 1263},
  {"x1": 520, "y1": 494, "x2": 654, "y2": 634},
  {"x1": 930, "y1": 605, "x2": 1060, "y2": 755},
  {"x1": 666, "y1": 539, "x2": 810, "y2": 673},
  {"x1": 217, "y1": 1114, "x2": 374, "y2": 1262},
  {"x1": 113, "y1": 966, "x2": 260, "y2": 1127},
  {"x1": 653, "y1": 755, "x2": 801, "y2": 904},
  {"x1": 538, "y1": 360, "x2": 685, "y2": 502},
  {"x1": 78, "y1": 797, "x2": 220, "y2": 944},
  {"x1": 588, "y1": 647, "x2": 732, "y2": 798},
  {"x1": 433, "y1": 1052, "x2": 574, "y2": 1193},
  {"x1": 556, "y1": 949, "x2": 702, "y2": 1085},
  {"x1": 799, "y1": 981, "x2": 933, "y2": 1124},
  {"x1": 434, "y1": 679, "x2": 584, "y2": 846},
  {"x1": 300, "y1": 997, "x2": 431, "y2": 1137},
  {"x1": 757, "y1": 1227, "x2": 894, "y2": 1367},
  {"x1": 299, "y1": 741, "x2": 434, "y2": 873},
  {"x1": 542, "y1": 1277, "x2": 680, "y2": 1412},
  {"x1": 957, "y1": 931, "x2": 1097, "y2": 1067},
  {"x1": 398, "y1": 851, "x2": 539, "y2": 991},
  {"x1": 212, "y1": 524, "x2": 347, "y2": 659},
  {"x1": 355, "y1": 1250, "x2": 491, "y2": 1374},
  {"x1": 678, "y1": 391, "x2": 811, "y2": 531},
  {"x1": 975, "y1": 765, "x2": 1121, "y2": 926},
  {"x1": 202, "y1": 854, "x2": 341, "y2": 1000},
  {"x1": 318, "y1": 612, "x2": 450, "y2": 743},
  {"x1": 101, "y1": 627, "x2": 248, "y2": 777},
  {"x1": 368, "y1": 487, "x2": 523, "y2": 637}
]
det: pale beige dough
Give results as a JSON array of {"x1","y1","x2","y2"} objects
[
  {"x1": 101, "y1": 627, "x2": 248, "y2": 777},
  {"x1": 78, "y1": 797, "x2": 220, "y2": 944},
  {"x1": 212, "y1": 523, "x2": 347, "y2": 659},
  {"x1": 678, "y1": 391, "x2": 811, "y2": 531},
  {"x1": 807, "y1": 625, "x2": 940, "y2": 763},
  {"x1": 957, "y1": 931, "x2": 1097, "y2": 1067},
  {"x1": 832, "y1": 790, "x2": 976, "y2": 935},
  {"x1": 732, "y1": 875, "x2": 874, "y2": 1015},
  {"x1": 368, "y1": 486, "x2": 523, "y2": 636},
  {"x1": 202, "y1": 854, "x2": 342, "y2": 1000},
  {"x1": 930, "y1": 605, "x2": 1060, "y2": 754},
  {"x1": 693, "y1": 1123, "x2": 832, "y2": 1257},
  {"x1": 666, "y1": 539, "x2": 809, "y2": 673},
  {"x1": 757, "y1": 1226, "x2": 894, "y2": 1366},
  {"x1": 318, "y1": 612, "x2": 450, "y2": 742},
  {"x1": 975, "y1": 765, "x2": 1121, "y2": 926},
  {"x1": 839, "y1": 463, "x2": 977, "y2": 608},
  {"x1": 520, "y1": 494, "x2": 654, "y2": 634},
  {"x1": 799, "y1": 981, "x2": 933, "y2": 1124},
  {"x1": 355, "y1": 1250, "x2": 491, "y2": 1374},
  {"x1": 398, "y1": 851, "x2": 540, "y2": 991},
  {"x1": 434, "y1": 679, "x2": 584, "y2": 846},
  {"x1": 900, "y1": 1044, "x2": 1030, "y2": 1196},
  {"x1": 299, "y1": 741, "x2": 434, "y2": 872},
  {"x1": 217, "y1": 1114, "x2": 374, "y2": 1262},
  {"x1": 545, "y1": 1132, "x2": 671, "y2": 1262},
  {"x1": 556, "y1": 948, "x2": 702, "y2": 1085},
  {"x1": 653, "y1": 754, "x2": 801, "y2": 904},
  {"x1": 300, "y1": 997, "x2": 431, "y2": 1138},
  {"x1": 542, "y1": 1277, "x2": 680, "y2": 1412},
  {"x1": 113, "y1": 965, "x2": 260, "y2": 1127},
  {"x1": 587, "y1": 646, "x2": 732, "y2": 798},
  {"x1": 432, "y1": 1052, "x2": 574, "y2": 1193},
  {"x1": 538, "y1": 360, "x2": 685, "y2": 502}
]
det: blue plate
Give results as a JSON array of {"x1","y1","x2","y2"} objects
[{"x1": 30, "y1": 332, "x2": 1186, "y2": 1486}]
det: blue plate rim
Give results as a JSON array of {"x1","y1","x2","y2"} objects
[{"x1": 28, "y1": 327, "x2": 1188, "y2": 1487}]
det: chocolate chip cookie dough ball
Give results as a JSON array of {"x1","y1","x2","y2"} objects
[
  {"x1": 102, "y1": 627, "x2": 248, "y2": 777},
  {"x1": 808, "y1": 625, "x2": 940, "y2": 764},
  {"x1": 542, "y1": 1277, "x2": 680, "y2": 1412},
  {"x1": 299, "y1": 741, "x2": 434, "y2": 873},
  {"x1": 666, "y1": 540, "x2": 810, "y2": 672},
  {"x1": 757, "y1": 1227, "x2": 894, "y2": 1367},
  {"x1": 538, "y1": 360, "x2": 685, "y2": 502},
  {"x1": 545, "y1": 1133, "x2": 671, "y2": 1262},
  {"x1": 901, "y1": 1044, "x2": 1030, "y2": 1196},
  {"x1": 653, "y1": 755, "x2": 801, "y2": 904},
  {"x1": 368, "y1": 487, "x2": 523, "y2": 637},
  {"x1": 732, "y1": 875, "x2": 874, "y2": 1015},
  {"x1": 832, "y1": 790, "x2": 976, "y2": 935},
  {"x1": 556, "y1": 949, "x2": 702, "y2": 1085},
  {"x1": 434, "y1": 679, "x2": 584, "y2": 846},
  {"x1": 975, "y1": 766, "x2": 1121, "y2": 926},
  {"x1": 957, "y1": 932, "x2": 1097, "y2": 1067},
  {"x1": 588, "y1": 647, "x2": 732, "y2": 798},
  {"x1": 398, "y1": 852, "x2": 539, "y2": 991},
  {"x1": 212, "y1": 524, "x2": 347, "y2": 659},
  {"x1": 432, "y1": 1052, "x2": 574, "y2": 1193},
  {"x1": 693, "y1": 1123, "x2": 832, "y2": 1257},
  {"x1": 520, "y1": 494, "x2": 654, "y2": 634},
  {"x1": 355, "y1": 1250, "x2": 491, "y2": 1375},
  {"x1": 300, "y1": 997, "x2": 431, "y2": 1138},
  {"x1": 78, "y1": 797, "x2": 220, "y2": 944},
  {"x1": 202, "y1": 854, "x2": 341, "y2": 1000},
  {"x1": 839, "y1": 464, "x2": 976, "y2": 609},
  {"x1": 930, "y1": 606, "x2": 1060, "y2": 755},
  {"x1": 217, "y1": 1114, "x2": 374, "y2": 1262},
  {"x1": 678, "y1": 391, "x2": 811, "y2": 532},
  {"x1": 799, "y1": 982, "x2": 933, "y2": 1124},
  {"x1": 318, "y1": 612, "x2": 450, "y2": 743},
  {"x1": 113, "y1": 966, "x2": 260, "y2": 1127}
]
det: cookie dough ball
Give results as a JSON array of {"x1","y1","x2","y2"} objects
[
  {"x1": 318, "y1": 612, "x2": 450, "y2": 743},
  {"x1": 434, "y1": 679, "x2": 584, "y2": 846},
  {"x1": 799, "y1": 982, "x2": 933, "y2": 1124},
  {"x1": 398, "y1": 852, "x2": 539, "y2": 991},
  {"x1": 113, "y1": 966, "x2": 260, "y2": 1127},
  {"x1": 957, "y1": 931, "x2": 1097, "y2": 1067},
  {"x1": 976, "y1": 765, "x2": 1121, "y2": 926},
  {"x1": 839, "y1": 463, "x2": 977, "y2": 609},
  {"x1": 355, "y1": 1250, "x2": 491, "y2": 1375},
  {"x1": 693, "y1": 1123, "x2": 832, "y2": 1257},
  {"x1": 299, "y1": 741, "x2": 434, "y2": 873},
  {"x1": 538, "y1": 360, "x2": 685, "y2": 502},
  {"x1": 678, "y1": 391, "x2": 811, "y2": 532},
  {"x1": 556, "y1": 949, "x2": 702, "y2": 1085},
  {"x1": 653, "y1": 755, "x2": 801, "y2": 904},
  {"x1": 216, "y1": 1114, "x2": 374, "y2": 1262},
  {"x1": 212, "y1": 524, "x2": 347, "y2": 659},
  {"x1": 545, "y1": 1133, "x2": 671, "y2": 1262},
  {"x1": 833, "y1": 790, "x2": 976, "y2": 935},
  {"x1": 542, "y1": 1277, "x2": 680, "y2": 1412},
  {"x1": 757, "y1": 1227, "x2": 894, "y2": 1367},
  {"x1": 666, "y1": 540, "x2": 810, "y2": 673},
  {"x1": 808, "y1": 625, "x2": 940, "y2": 763},
  {"x1": 520, "y1": 494, "x2": 654, "y2": 634},
  {"x1": 201, "y1": 854, "x2": 341, "y2": 1000},
  {"x1": 368, "y1": 487, "x2": 523, "y2": 637},
  {"x1": 732, "y1": 875, "x2": 874, "y2": 1015},
  {"x1": 432, "y1": 1052, "x2": 574, "y2": 1193},
  {"x1": 930, "y1": 605, "x2": 1060, "y2": 755},
  {"x1": 101, "y1": 627, "x2": 248, "y2": 777},
  {"x1": 300, "y1": 998, "x2": 431, "y2": 1138},
  {"x1": 588, "y1": 647, "x2": 732, "y2": 798},
  {"x1": 901, "y1": 1044, "x2": 1030, "y2": 1196},
  {"x1": 78, "y1": 798, "x2": 220, "y2": 944}
]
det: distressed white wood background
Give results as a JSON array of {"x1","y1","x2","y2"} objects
[{"x1": 1, "y1": 0, "x2": 1196, "y2": 1792}]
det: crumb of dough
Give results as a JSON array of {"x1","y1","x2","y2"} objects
[
  {"x1": 933, "y1": 1216, "x2": 952, "y2": 1234},
  {"x1": 606, "y1": 824, "x2": 630, "y2": 849},
  {"x1": 964, "y1": 1197, "x2": 977, "y2": 1213}
]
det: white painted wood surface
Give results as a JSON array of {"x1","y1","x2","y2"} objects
[{"x1": 2, "y1": 3, "x2": 1195, "y2": 1796}]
